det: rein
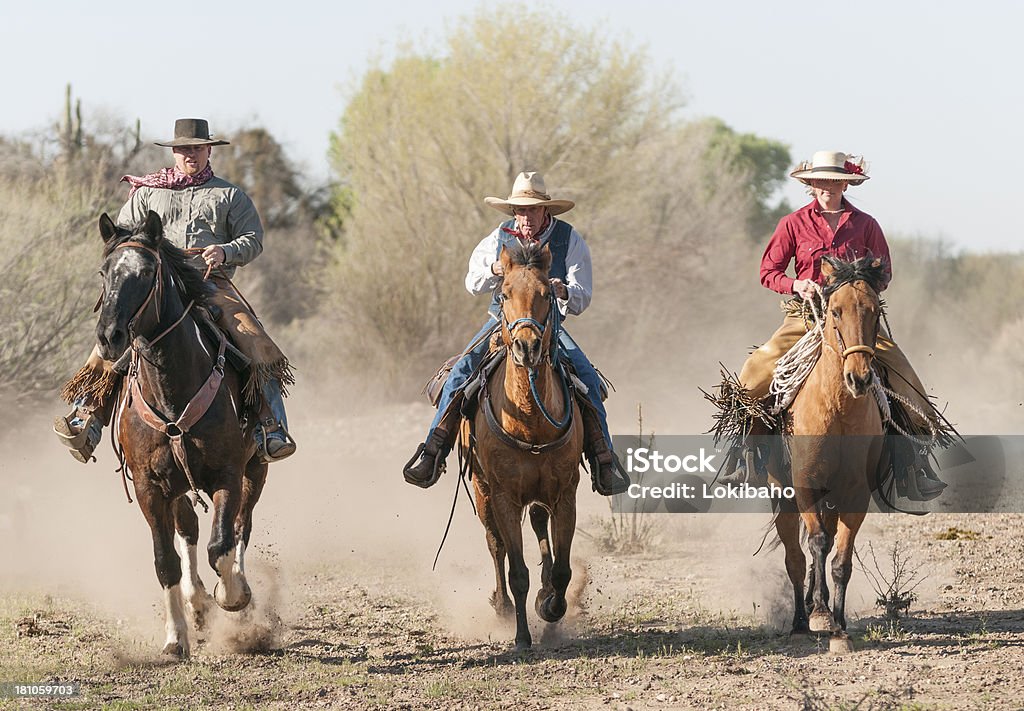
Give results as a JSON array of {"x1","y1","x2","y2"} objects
[
  {"x1": 110, "y1": 241, "x2": 225, "y2": 511},
  {"x1": 484, "y1": 285, "x2": 574, "y2": 452}
]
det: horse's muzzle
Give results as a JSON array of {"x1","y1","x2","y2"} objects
[
  {"x1": 97, "y1": 322, "x2": 129, "y2": 361},
  {"x1": 511, "y1": 336, "x2": 543, "y2": 368},
  {"x1": 844, "y1": 370, "x2": 872, "y2": 398}
]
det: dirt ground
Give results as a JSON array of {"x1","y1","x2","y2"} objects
[{"x1": 2, "y1": 399, "x2": 1024, "y2": 711}]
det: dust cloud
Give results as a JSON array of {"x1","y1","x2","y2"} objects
[{"x1": 1, "y1": 241, "x2": 1020, "y2": 652}]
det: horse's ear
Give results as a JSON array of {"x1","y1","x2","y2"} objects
[
  {"x1": 820, "y1": 256, "x2": 835, "y2": 280},
  {"x1": 98, "y1": 213, "x2": 118, "y2": 243},
  {"x1": 143, "y1": 210, "x2": 163, "y2": 244},
  {"x1": 499, "y1": 245, "x2": 513, "y2": 271},
  {"x1": 538, "y1": 242, "x2": 553, "y2": 273}
]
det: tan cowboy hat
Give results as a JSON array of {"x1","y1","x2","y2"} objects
[
  {"x1": 790, "y1": 151, "x2": 869, "y2": 185},
  {"x1": 484, "y1": 172, "x2": 575, "y2": 216},
  {"x1": 155, "y1": 118, "x2": 230, "y2": 147}
]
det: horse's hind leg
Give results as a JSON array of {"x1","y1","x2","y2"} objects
[
  {"x1": 477, "y1": 484, "x2": 513, "y2": 618},
  {"x1": 174, "y1": 496, "x2": 212, "y2": 632},
  {"x1": 774, "y1": 510, "x2": 809, "y2": 635},
  {"x1": 208, "y1": 482, "x2": 252, "y2": 612},
  {"x1": 537, "y1": 497, "x2": 576, "y2": 624},
  {"x1": 529, "y1": 505, "x2": 555, "y2": 618},
  {"x1": 138, "y1": 485, "x2": 189, "y2": 658}
]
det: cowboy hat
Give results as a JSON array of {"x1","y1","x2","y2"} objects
[
  {"x1": 790, "y1": 151, "x2": 869, "y2": 185},
  {"x1": 484, "y1": 172, "x2": 575, "y2": 216},
  {"x1": 154, "y1": 118, "x2": 230, "y2": 147}
]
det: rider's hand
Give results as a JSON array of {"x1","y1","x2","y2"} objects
[
  {"x1": 792, "y1": 278, "x2": 817, "y2": 301},
  {"x1": 202, "y1": 245, "x2": 226, "y2": 268},
  {"x1": 550, "y1": 278, "x2": 568, "y2": 300},
  {"x1": 490, "y1": 261, "x2": 505, "y2": 276}
]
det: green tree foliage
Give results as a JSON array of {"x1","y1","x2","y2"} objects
[
  {"x1": 695, "y1": 117, "x2": 792, "y2": 240},
  {"x1": 326, "y1": 8, "x2": 786, "y2": 387}
]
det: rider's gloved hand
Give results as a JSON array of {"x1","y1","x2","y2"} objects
[
  {"x1": 550, "y1": 278, "x2": 568, "y2": 300},
  {"x1": 792, "y1": 279, "x2": 818, "y2": 301}
]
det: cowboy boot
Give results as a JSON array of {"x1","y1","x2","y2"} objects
[
  {"x1": 254, "y1": 379, "x2": 296, "y2": 463},
  {"x1": 580, "y1": 405, "x2": 629, "y2": 496},
  {"x1": 403, "y1": 403, "x2": 461, "y2": 488},
  {"x1": 53, "y1": 395, "x2": 111, "y2": 463},
  {"x1": 909, "y1": 448, "x2": 946, "y2": 501}
]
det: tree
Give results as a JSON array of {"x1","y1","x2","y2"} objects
[{"x1": 326, "y1": 8, "x2": 780, "y2": 388}]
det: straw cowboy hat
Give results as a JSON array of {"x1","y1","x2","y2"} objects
[
  {"x1": 790, "y1": 151, "x2": 869, "y2": 185},
  {"x1": 484, "y1": 172, "x2": 575, "y2": 216},
  {"x1": 155, "y1": 118, "x2": 230, "y2": 147}
]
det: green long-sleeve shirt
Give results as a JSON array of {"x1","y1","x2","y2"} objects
[{"x1": 116, "y1": 176, "x2": 264, "y2": 278}]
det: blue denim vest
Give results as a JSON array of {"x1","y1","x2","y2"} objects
[{"x1": 487, "y1": 218, "x2": 571, "y2": 318}]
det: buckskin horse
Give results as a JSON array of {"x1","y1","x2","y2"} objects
[
  {"x1": 95, "y1": 211, "x2": 266, "y2": 658},
  {"x1": 769, "y1": 255, "x2": 888, "y2": 653},
  {"x1": 463, "y1": 242, "x2": 585, "y2": 650}
]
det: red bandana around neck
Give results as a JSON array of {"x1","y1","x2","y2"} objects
[
  {"x1": 120, "y1": 164, "x2": 215, "y2": 196},
  {"x1": 500, "y1": 214, "x2": 552, "y2": 243}
]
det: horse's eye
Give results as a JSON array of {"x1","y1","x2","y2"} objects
[{"x1": 831, "y1": 309, "x2": 841, "y2": 319}]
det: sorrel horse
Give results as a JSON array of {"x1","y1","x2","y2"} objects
[
  {"x1": 95, "y1": 211, "x2": 267, "y2": 658},
  {"x1": 464, "y1": 242, "x2": 584, "y2": 650},
  {"x1": 770, "y1": 255, "x2": 888, "y2": 652}
]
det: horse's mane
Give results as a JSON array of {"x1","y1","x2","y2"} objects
[
  {"x1": 505, "y1": 241, "x2": 550, "y2": 271},
  {"x1": 821, "y1": 254, "x2": 888, "y2": 300},
  {"x1": 103, "y1": 221, "x2": 214, "y2": 309}
]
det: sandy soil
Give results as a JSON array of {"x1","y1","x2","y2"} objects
[{"x1": 2, "y1": 399, "x2": 1023, "y2": 711}]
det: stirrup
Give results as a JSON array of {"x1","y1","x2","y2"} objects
[
  {"x1": 403, "y1": 433, "x2": 449, "y2": 489},
  {"x1": 255, "y1": 421, "x2": 296, "y2": 463},
  {"x1": 589, "y1": 450, "x2": 630, "y2": 496},
  {"x1": 53, "y1": 411, "x2": 102, "y2": 464}
]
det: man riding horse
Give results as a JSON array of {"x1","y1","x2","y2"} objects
[
  {"x1": 54, "y1": 118, "x2": 296, "y2": 464},
  {"x1": 721, "y1": 151, "x2": 948, "y2": 500},
  {"x1": 403, "y1": 172, "x2": 629, "y2": 496}
]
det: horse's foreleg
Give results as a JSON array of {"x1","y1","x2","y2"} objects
[
  {"x1": 529, "y1": 505, "x2": 555, "y2": 617},
  {"x1": 799, "y1": 507, "x2": 836, "y2": 633},
  {"x1": 208, "y1": 483, "x2": 251, "y2": 612},
  {"x1": 174, "y1": 496, "x2": 211, "y2": 632},
  {"x1": 832, "y1": 511, "x2": 866, "y2": 631},
  {"x1": 478, "y1": 488, "x2": 513, "y2": 618},
  {"x1": 491, "y1": 496, "x2": 531, "y2": 650},
  {"x1": 537, "y1": 498, "x2": 575, "y2": 624},
  {"x1": 138, "y1": 486, "x2": 189, "y2": 658},
  {"x1": 774, "y1": 510, "x2": 808, "y2": 635},
  {"x1": 234, "y1": 459, "x2": 268, "y2": 549}
]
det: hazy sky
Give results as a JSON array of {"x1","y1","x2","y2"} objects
[{"x1": 3, "y1": 0, "x2": 1020, "y2": 252}]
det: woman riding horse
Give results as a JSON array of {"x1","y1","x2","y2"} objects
[{"x1": 723, "y1": 151, "x2": 948, "y2": 500}]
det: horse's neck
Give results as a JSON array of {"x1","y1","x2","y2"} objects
[
  {"x1": 135, "y1": 287, "x2": 211, "y2": 416},
  {"x1": 799, "y1": 345, "x2": 872, "y2": 430},
  {"x1": 499, "y1": 359, "x2": 563, "y2": 436}
]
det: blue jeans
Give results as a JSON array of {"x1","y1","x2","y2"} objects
[{"x1": 428, "y1": 320, "x2": 611, "y2": 448}]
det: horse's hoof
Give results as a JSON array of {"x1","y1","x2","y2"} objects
[
  {"x1": 789, "y1": 626, "x2": 810, "y2": 638},
  {"x1": 537, "y1": 593, "x2": 566, "y2": 623},
  {"x1": 214, "y1": 580, "x2": 252, "y2": 612},
  {"x1": 162, "y1": 642, "x2": 188, "y2": 659},
  {"x1": 829, "y1": 634, "x2": 855, "y2": 655},
  {"x1": 514, "y1": 639, "x2": 532, "y2": 652},
  {"x1": 809, "y1": 611, "x2": 836, "y2": 633},
  {"x1": 489, "y1": 592, "x2": 514, "y2": 619}
]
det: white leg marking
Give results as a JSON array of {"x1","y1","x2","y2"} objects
[
  {"x1": 214, "y1": 546, "x2": 251, "y2": 611},
  {"x1": 163, "y1": 584, "x2": 190, "y2": 656},
  {"x1": 176, "y1": 532, "x2": 210, "y2": 625}
]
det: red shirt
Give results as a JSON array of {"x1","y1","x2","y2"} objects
[{"x1": 759, "y1": 199, "x2": 892, "y2": 295}]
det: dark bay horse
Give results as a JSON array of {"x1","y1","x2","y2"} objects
[
  {"x1": 96, "y1": 211, "x2": 267, "y2": 658},
  {"x1": 770, "y1": 255, "x2": 888, "y2": 653},
  {"x1": 464, "y1": 242, "x2": 585, "y2": 650}
]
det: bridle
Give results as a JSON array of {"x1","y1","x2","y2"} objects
[
  {"x1": 480, "y1": 281, "x2": 575, "y2": 453},
  {"x1": 822, "y1": 287, "x2": 880, "y2": 362}
]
